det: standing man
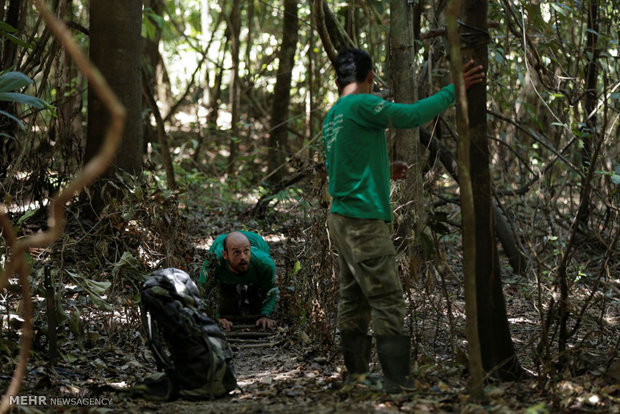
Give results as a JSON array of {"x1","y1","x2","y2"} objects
[
  {"x1": 199, "y1": 231, "x2": 279, "y2": 331},
  {"x1": 323, "y1": 48, "x2": 484, "y2": 392}
]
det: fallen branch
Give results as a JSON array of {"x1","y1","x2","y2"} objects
[{"x1": 226, "y1": 331, "x2": 275, "y2": 339}]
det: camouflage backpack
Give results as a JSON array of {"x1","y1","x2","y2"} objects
[{"x1": 140, "y1": 268, "x2": 237, "y2": 399}]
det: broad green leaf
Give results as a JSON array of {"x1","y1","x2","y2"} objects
[
  {"x1": 0, "y1": 92, "x2": 46, "y2": 108},
  {"x1": 0, "y1": 71, "x2": 33, "y2": 91}
]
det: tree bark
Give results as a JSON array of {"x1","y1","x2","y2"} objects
[
  {"x1": 226, "y1": 0, "x2": 241, "y2": 175},
  {"x1": 575, "y1": 0, "x2": 599, "y2": 232},
  {"x1": 389, "y1": 0, "x2": 423, "y2": 264},
  {"x1": 86, "y1": 0, "x2": 143, "y2": 178},
  {"x1": 267, "y1": 0, "x2": 299, "y2": 185},
  {"x1": 462, "y1": 0, "x2": 523, "y2": 380},
  {"x1": 446, "y1": 0, "x2": 484, "y2": 399},
  {"x1": 142, "y1": 0, "x2": 165, "y2": 147}
]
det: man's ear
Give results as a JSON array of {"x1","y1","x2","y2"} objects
[
  {"x1": 366, "y1": 70, "x2": 374, "y2": 85},
  {"x1": 221, "y1": 249, "x2": 229, "y2": 260}
]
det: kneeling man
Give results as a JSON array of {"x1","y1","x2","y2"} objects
[{"x1": 199, "y1": 231, "x2": 279, "y2": 331}]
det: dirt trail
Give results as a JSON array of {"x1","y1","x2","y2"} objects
[{"x1": 113, "y1": 325, "x2": 358, "y2": 414}]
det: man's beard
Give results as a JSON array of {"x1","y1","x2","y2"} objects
[{"x1": 235, "y1": 261, "x2": 249, "y2": 272}]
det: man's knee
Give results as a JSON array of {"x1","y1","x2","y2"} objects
[
  {"x1": 338, "y1": 314, "x2": 371, "y2": 334},
  {"x1": 368, "y1": 291, "x2": 405, "y2": 335}
]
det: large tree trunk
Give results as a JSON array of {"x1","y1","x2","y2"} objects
[
  {"x1": 462, "y1": 0, "x2": 523, "y2": 380},
  {"x1": 86, "y1": 0, "x2": 143, "y2": 179},
  {"x1": 267, "y1": 0, "x2": 299, "y2": 185}
]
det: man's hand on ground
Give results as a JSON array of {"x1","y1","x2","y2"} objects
[
  {"x1": 217, "y1": 318, "x2": 233, "y2": 331},
  {"x1": 256, "y1": 316, "x2": 276, "y2": 330}
]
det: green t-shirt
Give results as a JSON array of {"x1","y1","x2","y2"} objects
[
  {"x1": 322, "y1": 85, "x2": 455, "y2": 222},
  {"x1": 198, "y1": 231, "x2": 279, "y2": 316}
]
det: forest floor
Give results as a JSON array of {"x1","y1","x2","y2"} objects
[{"x1": 2, "y1": 169, "x2": 620, "y2": 413}]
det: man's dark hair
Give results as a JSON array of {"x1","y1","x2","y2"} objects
[{"x1": 335, "y1": 48, "x2": 373, "y2": 89}]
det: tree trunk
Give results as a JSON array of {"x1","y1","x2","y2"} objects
[
  {"x1": 267, "y1": 0, "x2": 299, "y2": 185},
  {"x1": 446, "y1": 0, "x2": 484, "y2": 400},
  {"x1": 389, "y1": 0, "x2": 424, "y2": 266},
  {"x1": 86, "y1": 0, "x2": 143, "y2": 179},
  {"x1": 226, "y1": 0, "x2": 241, "y2": 175},
  {"x1": 462, "y1": 0, "x2": 523, "y2": 380},
  {"x1": 575, "y1": 0, "x2": 599, "y2": 232},
  {"x1": 56, "y1": 0, "x2": 83, "y2": 177},
  {"x1": 142, "y1": 0, "x2": 165, "y2": 148},
  {"x1": 558, "y1": 0, "x2": 600, "y2": 365}
]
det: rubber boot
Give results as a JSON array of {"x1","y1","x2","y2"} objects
[
  {"x1": 341, "y1": 332, "x2": 372, "y2": 383},
  {"x1": 376, "y1": 335, "x2": 415, "y2": 393}
]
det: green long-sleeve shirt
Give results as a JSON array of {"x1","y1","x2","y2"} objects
[
  {"x1": 198, "y1": 231, "x2": 279, "y2": 316},
  {"x1": 322, "y1": 85, "x2": 455, "y2": 222}
]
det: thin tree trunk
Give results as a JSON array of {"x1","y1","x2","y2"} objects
[
  {"x1": 558, "y1": 0, "x2": 600, "y2": 366},
  {"x1": 463, "y1": 0, "x2": 523, "y2": 380},
  {"x1": 226, "y1": 0, "x2": 241, "y2": 175},
  {"x1": 142, "y1": 0, "x2": 165, "y2": 149},
  {"x1": 446, "y1": 0, "x2": 484, "y2": 400},
  {"x1": 141, "y1": 71, "x2": 176, "y2": 189},
  {"x1": 389, "y1": 0, "x2": 423, "y2": 268},
  {"x1": 575, "y1": 0, "x2": 599, "y2": 232},
  {"x1": 267, "y1": 0, "x2": 299, "y2": 185}
]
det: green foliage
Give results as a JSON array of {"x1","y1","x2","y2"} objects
[
  {"x1": 142, "y1": 7, "x2": 164, "y2": 41},
  {"x1": 525, "y1": 402, "x2": 549, "y2": 414},
  {"x1": 596, "y1": 165, "x2": 620, "y2": 186},
  {"x1": 0, "y1": 71, "x2": 53, "y2": 129},
  {"x1": 15, "y1": 208, "x2": 38, "y2": 226},
  {"x1": 0, "y1": 21, "x2": 30, "y2": 49}
]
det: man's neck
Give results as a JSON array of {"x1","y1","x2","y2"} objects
[{"x1": 341, "y1": 82, "x2": 371, "y2": 97}]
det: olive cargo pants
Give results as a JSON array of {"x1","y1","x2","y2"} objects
[{"x1": 327, "y1": 213, "x2": 405, "y2": 336}]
